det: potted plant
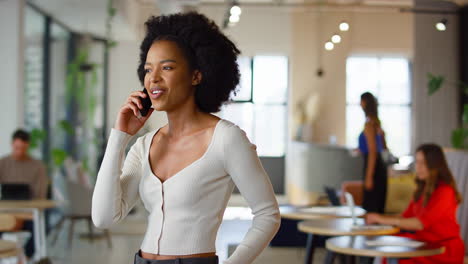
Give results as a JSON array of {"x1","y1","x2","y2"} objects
[{"x1": 427, "y1": 73, "x2": 468, "y2": 149}]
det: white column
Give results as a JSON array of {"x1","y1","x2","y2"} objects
[
  {"x1": 412, "y1": 0, "x2": 460, "y2": 149},
  {"x1": 0, "y1": 0, "x2": 25, "y2": 156}
]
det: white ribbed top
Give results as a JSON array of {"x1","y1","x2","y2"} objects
[{"x1": 91, "y1": 119, "x2": 280, "y2": 264}]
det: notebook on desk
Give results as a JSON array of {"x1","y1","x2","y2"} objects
[{"x1": 0, "y1": 184, "x2": 31, "y2": 200}]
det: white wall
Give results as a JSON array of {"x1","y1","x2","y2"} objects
[
  {"x1": 199, "y1": 6, "x2": 292, "y2": 57},
  {"x1": 412, "y1": 0, "x2": 460, "y2": 149},
  {"x1": 0, "y1": 0, "x2": 25, "y2": 156},
  {"x1": 290, "y1": 10, "x2": 414, "y2": 146}
]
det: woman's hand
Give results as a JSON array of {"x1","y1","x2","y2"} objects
[
  {"x1": 114, "y1": 90, "x2": 154, "y2": 135},
  {"x1": 364, "y1": 177, "x2": 374, "y2": 191},
  {"x1": 365, "y1": 213, "x2": 382, "y2": 225}
]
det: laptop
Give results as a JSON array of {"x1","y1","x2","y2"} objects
[{"x1": 1, "y1": 184, "x2": 32, "y2": 200}]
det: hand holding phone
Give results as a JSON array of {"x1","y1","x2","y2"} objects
[
  {"x1": 140, "y1": 88, "x2": 153, "y2": 117},
  {"x1": 114, "y1": 89, "x2": 154, "y2": 135}
]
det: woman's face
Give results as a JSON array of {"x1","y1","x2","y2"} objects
[
  {"x1": 415, "y1": 151, "x2": 430, "y2": 180},
  {"x1": 143, "y1": 40, "x2": 200, "y2": 112},
  {"x1": 360, "y1": 99, "x2": 365, "y2": 111}
]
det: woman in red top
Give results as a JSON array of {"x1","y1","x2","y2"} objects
[{"x1": 366, "y1": 143, "x2": 464, "y2": 264}]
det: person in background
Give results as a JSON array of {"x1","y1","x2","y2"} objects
[
  {"x1": 0, "y1": 129, "x2": 49, "y2": 259},
  {"x1": 358, "y1": 92, "x2": 388, "y2": 213},
  {"x1": 366, "y1": 143, "x2": 464, "y2": 264}
]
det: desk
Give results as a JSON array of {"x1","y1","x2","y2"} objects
[
  {"x1": 280, "y1": 205, "x2": 366, "y2": 221},
  {"x1": 0, "y1": 239, "x2": 18, "y2": 259},
  {"x1": 298, "y1": 218, "x2": 399, "y2": 237},
  {"x1": 326, "y1": 236, "x2": 444, "y2": 264},
  {"x1": 298, "y1": 218, "x2": 398, "y2": 264},
  {"x1": 280, "y1": 205, "x2": 366, "y2": 264},
  {"x1": 0, "y1": 200, "x2": 56, "y2": 261}
]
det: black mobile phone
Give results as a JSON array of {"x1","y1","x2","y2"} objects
[{"x1": 140, "y1": 88, "x2": 152, "y2": 117}]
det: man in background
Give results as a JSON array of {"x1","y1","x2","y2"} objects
[{"x1": 0, "y1": 129, "x2": 49, "y2": 259}]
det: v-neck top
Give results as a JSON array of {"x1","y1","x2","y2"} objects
[{"x1": 92, "y1": 119, "x2": 281, "y2": 264}]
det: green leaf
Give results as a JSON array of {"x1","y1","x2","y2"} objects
[
  {"x1": 58, "y1": 120, "x2": 74, "y2": 135},
  {"x1": 89, "y1": 96, "x2": 97, "y2": 116},
  {"x1": 107, "y1": 40, "x2": 118, "y2": 49},
  {"x1": 68, "y1": 62, "x2": 79, "y2": 73},
  {"x1": 109, "y1": 7, "x2": 116, "y2": 17},
  {"x1": 65, "y1": 76, "x2": 74, "y2": 103},
  {"x1": 463, "y1": 104, "x2": 468, "y2": 124},
  {"x1": 90, "y1": 63, "x2": 101, "y2": 69},
  {"x1": 29, "y1": 128, "x2": 46, "y2": 151},
  {"x1": 51, "y1": 148, "x2": 68, "y2": 167},
  {"x1": 457, "y1": 81, "x2": 468, "y2": 95},
  {"x1": 30, "y1": 128, "x2": 46, "y2": 141},
  {"x1": 451, "y1": 128, "x2": 468, "y2": 149},
  {"x1": 77, "y1": 50, "x2": 88, "y2": 63},
  {"x1": 427, "y1": 73, "x2": 445, "y2": 96}
]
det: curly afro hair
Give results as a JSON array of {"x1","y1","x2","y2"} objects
[{"x1": 137, "y1": 12, "x2": 241, "y2": 113}]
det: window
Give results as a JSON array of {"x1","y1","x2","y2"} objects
[
  {"x1": 219, "y1": 56, "x2": 288, "y2": 157},
  {"x1": 346, "y1": 56, "x2": 411, "y2": 157},
  {"x1": 24, "y1": 6, "x2": 46, "y2": 158}
]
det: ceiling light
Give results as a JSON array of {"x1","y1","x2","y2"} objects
[
  {"x1": 435, "y1": 19, "x2": 447, "y2": 31},
  {"x1": 325, "y1": 41, "x2": 334, "y2": 51},
  {"x1": 339, "y1": 22, "x2": 349, "y2": 32},
  {"x1": 331, "y1": 34, "x2": 341, "y2": 44},
  {"x1": 229, "y1": 15, "x2": 240, "y2": 23},
  {"x1": 230, "y1": 5, "x2": 242, "y2": 16}
]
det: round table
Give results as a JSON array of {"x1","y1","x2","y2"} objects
[
  {"x1": 298, "y1": 218, "x2": 399, "y2": 237},
  {"x1": 298, "y1": 218, "x2": 399, "y2": 264},
  {"x1": 279, "y1": 205, "x2": 366, "y2": 264},
  {"x1": 326, "y1": 236, "x2": 445, "y2": 264},
  {"x1": 281, "y1": 205, "x2": 366, "y2": 220}
]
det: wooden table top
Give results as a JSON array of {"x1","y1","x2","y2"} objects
[
  {"x1": 298, "y1": 218, "x2": 400, "y2": 236},
  {"x1": 326, "y1": 236, "x2": 445, "y2": 258},
  {"x1": 280, "y1": 205, "x2": 366, "y2": 220},
  {"x1": 0, "y1": 214, "x2": 17, "y2": 231},
  {"x1": 0, "y1": 200, "x2": 56, "y2": 210},
  {"x1": 0, "y1": 239, "x2": 18, "y2": 259}
]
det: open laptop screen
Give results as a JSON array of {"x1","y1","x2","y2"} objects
[{"x1": 0, "y1": 184, "x2": 31, "y2": 200}]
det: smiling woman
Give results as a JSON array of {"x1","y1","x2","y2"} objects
[
  {"x1": 137, "y1": 13, "x2": 241, "y2": 113},
  {"x1": 142, "y1": 40, "x2": 202, "y2": 113},
  {"x1": 92, "y1": 12, "x2": 281, "y2": 264}
]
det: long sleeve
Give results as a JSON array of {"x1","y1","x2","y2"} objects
[
  {"x1": 92, "y1": 129, "x2": 144, "y2": 229},
  {"x1": 223, "y1": 125, "x2": 281, "y2": 264},
  {"x1": 417, "y1": 185, "x2": 456, "y2": 228},
  {"x1": 401, "y1": 200, "x2": 415, "y2": 218}
]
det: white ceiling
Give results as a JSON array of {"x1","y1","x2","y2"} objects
[
  {"x1": 29, "y1": 0, "x2": 138, "y2": 41},
  {"x1": 28, "y1": 0, "x2": 468, "y2": 41}
]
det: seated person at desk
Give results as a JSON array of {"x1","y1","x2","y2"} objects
[
  {"x1": 366, "y1": 143, "x2": 464, "y2": 264},
  {"x1": 0, "y1": 129, "x2": 48, "y2": 259}
]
